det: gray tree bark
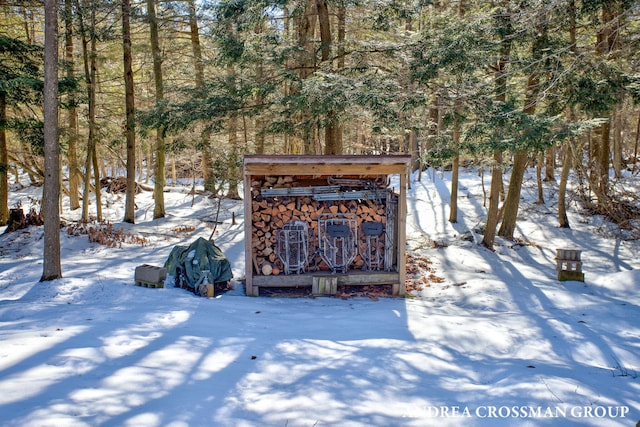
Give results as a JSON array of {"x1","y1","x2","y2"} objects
[{"x1": 42, "y1": 0, "x2": 62, "y2": 281}]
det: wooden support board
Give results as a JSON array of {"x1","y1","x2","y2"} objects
[{"x1": 312, "y1": 276, "x2": 338, "y2": 296}]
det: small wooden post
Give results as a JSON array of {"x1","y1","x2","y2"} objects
[{"x1": 313, "y1": 276, "x2": 338, "y2": 296}]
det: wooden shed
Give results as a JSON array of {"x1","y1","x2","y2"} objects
[{"x1": 243, "y1": 155, "x2": 411, "y2": 297}]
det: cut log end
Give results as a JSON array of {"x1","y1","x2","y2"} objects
[{"x1": 261, "y1": 263, "x2": 273, "y2": 276}]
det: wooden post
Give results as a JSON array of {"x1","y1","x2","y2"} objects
[
  {"x1": 244, "y1": 170, "x2": 256, "y2": 296},
  {"x1": 312, "y1": 276, "x2": 338, "y2": 295},
  {"x1": 394, "y1": 165, "x2": 408, "y2": 297}
]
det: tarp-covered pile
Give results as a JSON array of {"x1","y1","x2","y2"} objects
[{"x1": 164, "y1": 237, "x2": 233, "y2": 295}]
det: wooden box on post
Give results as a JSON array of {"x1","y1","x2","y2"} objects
[{"x1": 556, "y1": 249, "x2": 584, "y2": 282}]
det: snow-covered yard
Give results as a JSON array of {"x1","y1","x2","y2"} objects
[{"x1": 1, "y1": 168, "x2": 638, "y2": 426}]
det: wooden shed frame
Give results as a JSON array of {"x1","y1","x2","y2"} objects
[{"x1": 243, "y1": 155, "x2": 411, "y2": 297}]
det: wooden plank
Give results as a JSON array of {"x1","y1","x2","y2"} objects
[
  {"x1": 395, "y1": 167, "x2": 408, "y2": 297},
  {"x1": 244, "y1": 172, "x2": 255, "y2": 296},
  {"x1": 244, "y1": 155, "x2": 411, "y2": 176},
  {"x1": 312, "y1": 276, "x2": 338, "y2": 295},
  {"x1": 252, "y1": 271, "x2": 400, "y2": 287},
  {"x1": 244, "y1": 154, "x2": 412, "y2": 165},
  {"x1": 245, "y1": 163, "x2": 409, "y2": 176}
]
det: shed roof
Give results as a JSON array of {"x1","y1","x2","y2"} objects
[{"x1": 243, "y1": 155, "x2": 412, "y2": 176}]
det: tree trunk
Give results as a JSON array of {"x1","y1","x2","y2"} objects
[
  {"x1": 497, "y1": 5, "x2": 547, "y2": 241},
  {"x1": 316, "y1": 0, "x2": 331, "y2": 62},
  {"x1": 633, "y1": 111, "x2": 640, "y2": 174},
  {"x1": 64, "y1": 0, "x2": 80, "y2": 211},
  {"x1": 77, "y1": 0, "x2": 99, "y2": 222},
  {"x1": 92, "y1": 141, "x2": 102, "y2": 221},
  {"x1": 227, "y1": 110, "x2": 241, "y2": 200},
  {"x1": 449, "y1": 92, "x2": 461, "y2": 223},
  {"x1": 21, "y1": 6, "x2": 34, "y2": 45},
  {"x1": 482, "y1": 150, "x2": 503, "y2": 249},
  {"x1": 612, "y1": 107, "x2": 622, "y2": 178},
  {"x1": 253, "y1": 19, "x2": 266, "y2": 155},
  {"x1": 482, "y1": 3, "x2": 512, "y2": 249},
  {"x1": 188, "y1": 0, "x2": 215, "y2": 191},
  {"x1": 558, "y1": 0, "x2": 576, "y2": 229},
  {"x1": 171, "y1": 157, "x2": 176, "y2": 185},
  {"x1": 148, "y1": 0, "x2": 165, "y2": 219},
  {"x1": 426, "y1": 96, "x2": 439, "y2": 159},
  {"x1": 498, "y1": 75, "x2": 540, "y2": 239},
  {"x1": 598, "y1": 119, "x2": 611, "y2": 198},
  {"x1": 449, "y1": 149, "x2": 459, "y2": 223},
  {"x1": 316, "y1": 0, "x2": 340, "y2": 154},
  {"x1": 544, "y1": 147, "x2": 555, "y2": 181},
  {"x1": 593, "y1": 6, "x2": 619, "y2": 202},
  {"x1": 122, "y1": 0, "x2": 136, "y2": 223},
  {"x1": 293, "y1": 0, "x2": 316, "y2": 154},
  {"x1": 42, "y1": 0, "x2": 62, "y2": 281},
  {"x1": 336, "y1": 3, "x2": 345, "y2": 153},
  {"x1": 447, "y1": 0, "x2": 468, "y2": 219},
  {"x1": 558, "y1": 142, "x2": 572, "y2": 228},
  {"x1": 0, "y1": 92, "x2": 8, "y2": 225},
  {"x1": 145, "y1": 144, "x2": 152, "y2": 184},
  {"x1": 536, "y1": 153, "x2": 544, "y2": 204},
  {"x1": 497, "y1": 150, "x2": 527, "y2": 239}
]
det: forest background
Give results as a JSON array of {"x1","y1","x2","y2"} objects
[{"x1": 1, "y1": 0, "x2": 639, "y2": 280}]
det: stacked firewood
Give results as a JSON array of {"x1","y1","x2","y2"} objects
[{"x1": 250, "y1": 175, "x2": 388, "y2": 276}]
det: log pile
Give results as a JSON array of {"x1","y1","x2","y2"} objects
[
  {"x1": 100, "y1": 176, "x2": 151, "y2": 194},
  {"x1": 250, "y1": 175, "x2": 391, "y2": 276}
]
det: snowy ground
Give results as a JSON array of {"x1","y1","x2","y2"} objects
[{"x1": 0, "y1": 168, "x2": 639, "y2": 427}]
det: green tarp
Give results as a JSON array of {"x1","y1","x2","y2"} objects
[{"x1": 164, "y1": 237, "x2": 233, "y2": 290}]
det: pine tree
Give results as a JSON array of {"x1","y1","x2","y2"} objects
[{"x1": 0, "y1": 35, "x2": 42, "y2": 225}]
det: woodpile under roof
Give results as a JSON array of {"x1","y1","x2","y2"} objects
[{"x1": 243, "y1": 155, "x2": 411, "y2": 298}]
